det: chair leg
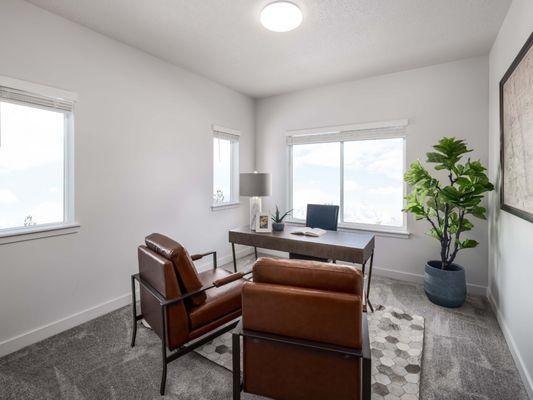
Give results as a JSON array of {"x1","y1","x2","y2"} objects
[
  {"x1": 160, "y1": 306, "x2": 168, "y2": 396},
  {"x1": 130, "y1": 276, "x2": 138, "y2": 347},
  {"x1": 232, "y1": 332, "x2": 241, "y2": 400},
  {"x1": 160, "y1": 358, "x2": 167, "y2": 396},
  {"x1": 362, "y1": 356, "x2": 371, "y2": 400}
]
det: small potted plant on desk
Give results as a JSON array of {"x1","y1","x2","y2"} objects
[
  {"x1": 403, "y1": 137, "x2": 494, "y2": 308},
  {"x1": 271, "y1": 206, "x2": 292, "y2": 232}
]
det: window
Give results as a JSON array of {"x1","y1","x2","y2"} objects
[
  {"x1": 212, "y1": 125, "x2": 239, "y2": 207},
  {"x1": 288, "y1": 120, "x2": 407, "y2": 232},
  {"x1": 292, "y1": 142, "x2": 340, "y2": 219},
  {"x1": 0, "y1": 83, "x2": 75, "y2": 235}
]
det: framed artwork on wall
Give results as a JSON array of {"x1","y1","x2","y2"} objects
[{"x1": 500, "y1": 31, "x2": 533, "y2": 223}]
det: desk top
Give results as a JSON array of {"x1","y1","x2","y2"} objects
[{"x1": 229, "y1": 225, "x2": 375, "y2": 263}]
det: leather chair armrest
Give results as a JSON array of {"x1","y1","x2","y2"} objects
[
  {"x1": 213, "y1": 272, "x2": 244, "y2": 287},
  {"x1": 191, "y1": 251, "x2": 216, "y2": 261},
  {"x1": 191, "y1": 251, "x2": 218, "y2": 269}
]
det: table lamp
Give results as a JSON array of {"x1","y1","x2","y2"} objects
[{"x1": 240, "y1": 172, "x2": 271, "y2": 230}]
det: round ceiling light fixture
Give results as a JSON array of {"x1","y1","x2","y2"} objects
[{"x1": 260, "y1": 1, "x2": 303, "y2": 32}]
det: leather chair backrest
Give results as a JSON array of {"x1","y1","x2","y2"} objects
[
  {"x1": 306, "y1": 204, "x2": 339, "y2": 231},
  {"x1": 145, "y1": 233, "x2": 206, "y2": 306},
  {"x1": 242, "y1": 258, "x2": 363, "y2": 400},
  {"x1": 253, "y1": 257, "x2": 363, "y2": 296},
  {"x1": 138, "y1": 245, "x2": 189, "y2": 350}
]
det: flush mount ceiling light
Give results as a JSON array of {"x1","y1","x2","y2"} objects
[{"x1": 260, "y1": 1, "x2": 303, "y2": 32}]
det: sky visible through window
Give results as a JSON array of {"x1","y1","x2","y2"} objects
[
  {"x1": 213, "y1": 137, "x2": 232, "y2": 204},
  {"x1": 292, "y1": 138, "x2": 404, "y2": 227},
  {"x1": 0, "y1": 101, "x2": 64, "y2": 230},
  {"x1": 292, "y1": 142, "x2": 340, "y2": 219}
]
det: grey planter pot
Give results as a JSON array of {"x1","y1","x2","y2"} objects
[
  {"x1": 272, "y1": 222, "x2": 285, "y2": 232},
  {"x1": 424, "y1": 260, "x2": 466, "y2": 308}
]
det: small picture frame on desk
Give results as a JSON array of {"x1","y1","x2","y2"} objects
[{"x1": 255, "y1": 213, "x2": 272, "y2": 232}]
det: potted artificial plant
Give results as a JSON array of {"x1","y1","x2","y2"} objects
[
  {"x1": 271, "y1": 205, "x2": 292, "y2": 232},
  {"x1": 403, "y1": 137, "x2": 494, "y2": 308}
]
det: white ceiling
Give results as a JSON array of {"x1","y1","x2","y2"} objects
[{"x1": 26, "y1": 0, "x2": 511, "y2": 98}]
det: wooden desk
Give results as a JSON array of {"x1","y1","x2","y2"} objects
[{"x1": 229, "y1": 225, "x2": 376, "y2": 311}]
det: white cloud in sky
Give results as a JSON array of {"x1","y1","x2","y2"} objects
[
  {"x1": 293, "y1": 142, "x2": 339, "y2": 168},
  {"x1": 367, "y1": 186, "x2": 403, "y2": 196},
  {"x1": 344, "y1": 138, "x2": 403, "y2": 181},
  {"x1": 0, "y1": 102, "x2": 64, "y2": 172},
  {"x1": 0, "y1": 189, "x2": 18, "y2": 204},
  {"x1": 344, "y1": 180, "x2": 360, "y2": 193},
  {"x1": 29, "y1": 201, "x2": 63, "y2": 225}
]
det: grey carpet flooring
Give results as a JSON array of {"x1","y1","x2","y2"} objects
[{"x1": 0, "y1": 255, "x2": 529, "y2": 400}]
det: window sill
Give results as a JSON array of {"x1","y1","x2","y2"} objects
[
  {"x1": 0, "y1": 223, "x2": 80, "y2": 245},
  {"x1": 286, "y1": 220, "x2": 410, "y2": 239},
  {"x1": 211, "y1": 202, "x2": 241, "y2": 211}
]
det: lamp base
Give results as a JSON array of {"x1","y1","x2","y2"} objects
[{"x1": 250, "y1": 197, "x2": 262, "y2": 230}]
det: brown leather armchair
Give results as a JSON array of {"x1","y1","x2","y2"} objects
[
  {"x1": 130, "y1": 233, "x2": 249, "y2": 395},
  {"x1": 232, "y1": 257, "x2": 371, "y2": 400}
]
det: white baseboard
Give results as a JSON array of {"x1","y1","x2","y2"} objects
[
  {"x1": 258, "y1": 249, "x2": 487, "y2": 296},
  {"x1": 194, "y1": 247, "x2": 254, "y2": 272},
  {"x1": 0, "y1": 291, "x2": 134, "y2": 358},
  {"x1": 487, "y1": 290, "x2": 533, "y2": 400},
  {"x1": 372, "y1": 265, "x2": 487, "y2": 296},
  {"x1": 0, "y1": 247, "x2": 253, "y2": 359}
]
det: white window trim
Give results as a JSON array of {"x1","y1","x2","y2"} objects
[
  {"x1": 212, "y1": 124, "x2": 240, "y2": 210},
  {"x1": 287, "y1": 119, "x2": 409, "y2": 236},
  {"x1": 0, "y1": 75, "x2": 78, "y2": 241},
  {"x1": 0, "y1": 223, "x2": 80, "y2": 245},
  {"x1": 0, "y1": 75, "x2": 78, "y2": 103}
]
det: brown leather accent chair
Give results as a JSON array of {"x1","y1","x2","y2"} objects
[
  {"x1": 232, "y1": 257, "x2": 371, "y2": 400},
  {"x1": 130, "y1": 233, "x2": 249, "y2": 395}
]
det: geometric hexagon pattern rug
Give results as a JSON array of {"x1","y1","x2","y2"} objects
[{"x1": 195, "y1": 305, "x2": 424, "y2": 400}]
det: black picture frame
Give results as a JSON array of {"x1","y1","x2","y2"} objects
[{"x1": 499, "y1": 31, "x2": 533, "y2": 223}]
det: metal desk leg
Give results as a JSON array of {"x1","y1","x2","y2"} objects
[
  {"x1": 254, "y1": 247, "x2": 258, "y2": 259},
  {"x1": 232, "y1": 242, "x2": 237, "y2": 272},
  {"x1": 366, "y1": 251, "x2": 375, "y2": 312}
]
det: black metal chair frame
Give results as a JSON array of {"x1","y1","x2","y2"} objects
[
  {"x1": 232, "y1": 315, "x2": 371, "y2": 400},
  {"x1": 130, "y1": 251, "x2": 252, "y2": 395}
]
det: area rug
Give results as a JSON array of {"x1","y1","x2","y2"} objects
[{"x1": 195, "y1": 305, "x2": 424, "y2": 400}]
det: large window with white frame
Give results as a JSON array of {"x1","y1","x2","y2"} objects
[
  {"x1": 288, "y1": 120, "x2": 407, "y2": 232},
  {"x1": 212, "y1": 125, "x2": 239, "y2": 207},
  {"x1": 0, "y1": 84, "x2": 75, "y2": 235}
]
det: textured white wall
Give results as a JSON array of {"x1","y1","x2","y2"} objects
[
  {"x1": 488, "y1": 0, "x2": 533, "y2": 396},
  {"x1": 0, "y1": 0, "x2": 254, "y2": 355},
  {"x1": 255, "y1": 56, "x2": 490, "y2": 291}
]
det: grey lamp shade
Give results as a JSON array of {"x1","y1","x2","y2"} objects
[{"x1": 239, "y1": 173, "x2": 271, "y2": 197}]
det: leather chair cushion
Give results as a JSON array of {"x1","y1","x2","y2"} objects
[
  {"x1": 253, "y1": 257, "x2": 363, "y2": 296},
  {"x1": 145, "y1": 233, "x2": 206, "y2": 305},
  {"x1": 189, "y1": 269, "x2": 244, "y2": 330}
]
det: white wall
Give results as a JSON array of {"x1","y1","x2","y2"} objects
[
  {"x1": 0, "y1": 0, "x2": 254, "y2": 356},
  {"x1": 256, "y1": 56, "x2": 490, "y2": 291},
  {"x1": 488, "y1": 0, "x2": 533, "y2": 397}
]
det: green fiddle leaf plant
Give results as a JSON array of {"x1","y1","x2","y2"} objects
[
  {"x1": 271, "y1": 205, "x2": 293, "y2": 223},
  {"x1": 403, "y1": 137, "x2": 494, "y2": 270}
]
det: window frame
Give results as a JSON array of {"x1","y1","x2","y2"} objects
[
  {"x1": 0, "y1": 76, "x2": 77, "y2": 242},
  {"x1": 287, "y1": 120, "x2": 409, "y2": 235},
  {"x1": 211, "y1": 125, "x2": 240, "y2": 210}
]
